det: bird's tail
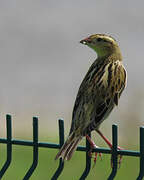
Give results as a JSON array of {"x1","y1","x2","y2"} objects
[{"x1": 55, "y1": 132, "x2": 82, "y2": 161}]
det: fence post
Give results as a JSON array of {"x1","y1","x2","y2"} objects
[
  {"x1": 108, "y1": 124, "x2": 118, "y2": 180},
  {"x1": 79, "y1": 132, "x2": 91, "y2": 180},
  {"x1": 51, "y1": 119, "x2": 65, "y2": 180},
  {"x1": 0, "y1": 114, "x2": 12, "y2": 179},
  {"x1": 23, "y1": 117, "x2": 38, "y2": 180},
  {"x1": 136, "y1": 127, "x2": 144, "y2": 180}
]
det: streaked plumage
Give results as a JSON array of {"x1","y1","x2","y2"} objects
[{"x1": 55, "y1": 34, "x2": 127, "y2": 161}]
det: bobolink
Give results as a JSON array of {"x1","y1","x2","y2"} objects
[{"x1": 55, "y1": 34, "x2": 127, "y2": 163}]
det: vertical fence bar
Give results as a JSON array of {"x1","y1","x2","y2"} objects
[
  {"x1": 51, "y1": 119, "x2": 65, "y2": 180},
  {"x1": 136, "y1": 126, "x2": 144, "y2": 180},
  {"x1": 79, "y1": 132, "x2": 91, "y2": 180},
  {"x1": 108, "y1": 124, "x2": 118, "y2": 180},
  {"x1": 0, "y1": 114, "x2": 12, "y2": 179},
  {"x1": 23, "y1": 117, "x2": 38, "y2": 180}
]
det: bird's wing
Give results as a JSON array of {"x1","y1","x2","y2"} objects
[
  {"x1": 90, "y1": 60, "x2": 127, "y2": 127},
  {"x1": 106, "y1": 61, "x2": 127, "y2": 106}
]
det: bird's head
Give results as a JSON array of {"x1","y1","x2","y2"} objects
[{"x1": 80, "y1": 34, "x2": 120, "y2": 58}]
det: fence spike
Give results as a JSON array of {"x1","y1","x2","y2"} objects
[
  {"x1": 136, "y1": 126, "x2": 144, "y2": 180},
  {"x1": 0, "y1": 114, "x2": 12, "y2": 179},
  {"x1": 108, "y1": 124, "x2": 118, "y2": 180},
  {"x1": 23, "y1": 117, "x2": 38, "y2": 180},
  {"x1": 51, "y1": 119, "x2": 64, "y2": 180},
  {"x1": 79, "y1": 132, "x2": 91, "y2": 180}
]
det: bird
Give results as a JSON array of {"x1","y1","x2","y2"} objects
[{"x1": 55, "y1": 34, "x2": 127, "y2": 163}]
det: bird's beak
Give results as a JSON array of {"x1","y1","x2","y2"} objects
[
  {"x1": 80, "y1": 37, "x2": 91, "y2": 45},
  {"x1": 80, "y1": 39, "x2": 86, "y2": 44}
]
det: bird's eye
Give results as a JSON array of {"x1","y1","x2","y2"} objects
[{"x1": 97, "y1": 38, "x2": 102, "y2": 42}]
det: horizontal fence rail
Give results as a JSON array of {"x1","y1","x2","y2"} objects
[{"x1": 0, "y1": 114, "x2": 143, "y2": 180}]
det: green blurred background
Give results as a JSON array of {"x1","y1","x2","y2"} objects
[
  {"x1": 0, "y1": 145, "x2": 139, "y2": 180},
  {"x1": 0, "y1": 0, "x2": 143, "y2": 179}
]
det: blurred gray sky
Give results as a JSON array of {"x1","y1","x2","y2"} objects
[{"x1": 0, "y1": 0, "x2": 144, "y2": 143}]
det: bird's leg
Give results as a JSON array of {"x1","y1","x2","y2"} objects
[
  {"x1": 96, "y1": 129, "x2": 123, "y2": 167},
  {"x1": 86, "y1": 135, "x2": 102, "y2": 163}
]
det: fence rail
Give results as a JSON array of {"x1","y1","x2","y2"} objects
[{"x1": 0, "y1": 114, "x2": 144, "y2": 180}]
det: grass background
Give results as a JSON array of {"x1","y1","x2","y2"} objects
[{"x1": 0, "y1": 142, "x2": 139, "y2": 180}]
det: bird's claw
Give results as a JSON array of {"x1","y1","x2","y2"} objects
[
  {"x1": 86, "y1": 135, "x2": 102, "y2": 165},
  {"x1": 94, "y1": 152, "x2": 102, "y2": 163},
  {"x1": 118, "y1": 155, "x2": 123, "y2": 168},
  {"x1": 88, "y1": 146, "x2": 102, "y2": 165}
]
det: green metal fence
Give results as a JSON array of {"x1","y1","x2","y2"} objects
[{"x1": 0, "y1": 114, "x2": 144, "y2": 180}]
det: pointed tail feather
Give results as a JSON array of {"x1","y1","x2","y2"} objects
[
  {"x1": 66, "y1": 137, "x2": 81, "y2": 160},
  {"x1": 55, "y1": 133, "x2": 82, "y2": 161}
]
